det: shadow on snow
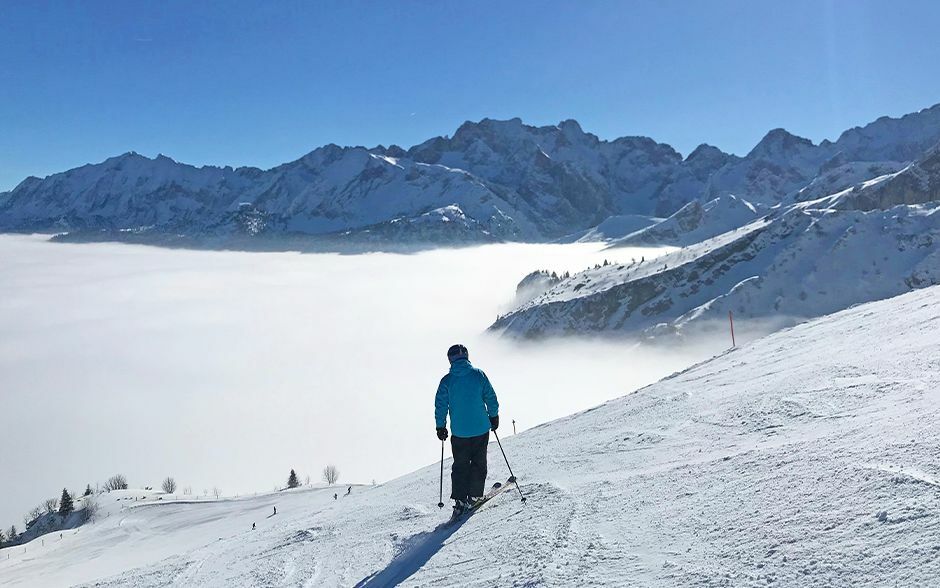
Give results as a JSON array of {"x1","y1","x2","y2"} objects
[{"x1": 354, "y1": 517, "x2": 468, "y2": 587}]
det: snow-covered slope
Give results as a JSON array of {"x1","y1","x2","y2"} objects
[
  {"x1": 608, "y1": 195, "x2": 760, "y2": 247},
  {"x1": 492, "y1": 203, "x2": 940, "y2": 339},
  {"x1": 3, "y1": 286, "x2": 939, "y2": 586},
  {"x1": 790, "y1": 160, "x2": 903, "y2": 203},
  {"x1": 0, "y1": 487, "x2": 347, "y2": 587},
  {"x1": 5, "y1": 104, "x2": 940, "y2": 248},
  {"x1": 556, "y1": 214, "x2": 661, "y2": 243}
]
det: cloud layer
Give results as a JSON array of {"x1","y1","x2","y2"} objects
[{"x1": 0, "y1": 235, "x2": 708, "y2": 529}]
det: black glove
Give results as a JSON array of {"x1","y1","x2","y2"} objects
[
  {"x1": 436, "y1": 427, "x2": 448, "y2": 441},
  {"x1": 489, "y1": 415, "x2": 499, "y2": 431}
]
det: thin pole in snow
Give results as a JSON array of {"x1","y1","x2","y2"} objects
[
  {"x1": 729, "y1": 310, "x2": 736, "y2": 347},
  {"x1": 437, "y1": 440, "x2": 445, "y2": 509},
  {"x1": 512, "y1": 419, "x2": 516, "y2": 435},
  {"x1": 492, "y1": 430, "x2": 527, "y2": 503}
]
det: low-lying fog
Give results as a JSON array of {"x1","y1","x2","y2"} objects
[{"x1": 0, "y1": 234, "x2": 716, "y2": 529}]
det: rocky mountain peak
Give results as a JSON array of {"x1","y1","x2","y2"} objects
[{"x1": 747, "y1": 128, "x2": 815, "y2": 159}]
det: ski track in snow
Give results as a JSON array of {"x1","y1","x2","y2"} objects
[{"x1": 3, "y1": 287, "x2": 940, "y2": 586}]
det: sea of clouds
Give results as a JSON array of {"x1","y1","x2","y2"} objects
[{"x1": 0, "y1": 235, "x2": 716, "y2": 530}]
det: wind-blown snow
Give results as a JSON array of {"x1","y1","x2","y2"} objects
[{"x1": 3, "y1": 284, "x2": 938, "y2": 586}]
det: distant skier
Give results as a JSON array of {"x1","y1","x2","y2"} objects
[
  {"x1": 273, "y1": 506, "x2": 277, "y2": 516},
  {"x1": 434, "y1": 344, "x2": 499, "y2": 515},
  {"x1": 346, "y1": 486, "x2": 351, "y2": 496},
  {"x1": 252, "y1": 523, "x2": 256, "y2": 530},
  {"x1": 334, "y1": 493, "x2": 338, "y2": 500}
]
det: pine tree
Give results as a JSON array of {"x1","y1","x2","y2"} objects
[
  {"x1": 59, "y1": 488, "x2": 74, "y2": 517},
  {"x1": 287, "y1": 469, "x2": 300, "y2": 489},
  {"x1": 8, "y1": 525, "x2": 17, "y2": 543},
  {"x1": 84, "y1": 484, "x2": 93, "y2": 497}
]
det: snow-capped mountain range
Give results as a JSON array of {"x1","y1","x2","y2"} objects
[{"x1": 5, "y1": 104, "x2": 940, "y2": 247}]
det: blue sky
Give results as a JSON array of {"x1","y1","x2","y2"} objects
[{"x1": 2, "y1": 0, "x2": 940, "y2": 191}]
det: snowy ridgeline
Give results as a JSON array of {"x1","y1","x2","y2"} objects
[
  {"x1": 2, "y1": 286, "x2": 938, "y2": 586},
  {"x1": 493, "y1": 200, "x2": 940, "y2": 340},
  {"x1": 494, "y1": 142, "x2": 940, "y2": 340},
  {"x1": 607, "y1": 194, "x2": 761, "y2": 248},
  {"x1": 4, "y1": 104, "x2": 940, "y2": 247}
]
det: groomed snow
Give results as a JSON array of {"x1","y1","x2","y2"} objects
[{"x1": 3, "y1": 285, "x2": 938, "y2": 586}]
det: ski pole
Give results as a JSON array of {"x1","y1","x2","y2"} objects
[
  {"x1": 492, "y1": 430, "x2": 527, "y2": 503},
  {"x1": 437, "y1": 440, "x2": 445, "y2": 508}
]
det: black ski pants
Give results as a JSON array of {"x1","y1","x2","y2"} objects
[{"x1": 450, "y1": 433, "x2": 489, "y2": 500}]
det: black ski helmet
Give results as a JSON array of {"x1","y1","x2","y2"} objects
[{"x1": 447, "y1": 344, "x2": 469, "y2": 363}]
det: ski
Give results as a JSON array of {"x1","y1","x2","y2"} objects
[{"x1": 448, "y1": 478, "x2": 515, "y2": 521}]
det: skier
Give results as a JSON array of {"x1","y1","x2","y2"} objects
[
  {"x1": 434, "y1": 344, "x2": 499, "y2": 515},
  {"x1": 346, "y1": 486, "x2": 351, "y2": 496},
  {"x1": 273, "y1": 506, "x2": 276, "y2": 516},
  {"x1": 252, "y1": 523, "x2": 256, "y2": 530},
  {"x1": 334, "y1": 493, "x2": 338, "y2": 500}
]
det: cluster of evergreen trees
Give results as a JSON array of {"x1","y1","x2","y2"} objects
[
  {"x1": 544, "y1": 269, "x2": 572, "y2": 280},
  {"x1": 591, "y1": 259, "x2": 615, "y2": 270},
  {"x1": 1, "y1": 478, "x2": 116, "y2": 548},
  {"x1": 0, "y1": 488, "x2": 78, "y2": 548}
]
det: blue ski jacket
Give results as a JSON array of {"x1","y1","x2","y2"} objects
[{"x1": 434, "y1": 358, "x2": 499, "y2": 438}]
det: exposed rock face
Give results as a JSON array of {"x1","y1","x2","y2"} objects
[{"x1": 831, "y1": 146, "x2": 940, "y2": 211}]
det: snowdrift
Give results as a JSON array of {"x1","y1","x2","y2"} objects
[{"x1": 3, "y1": 286, "x2": 939, "y2": 586}]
